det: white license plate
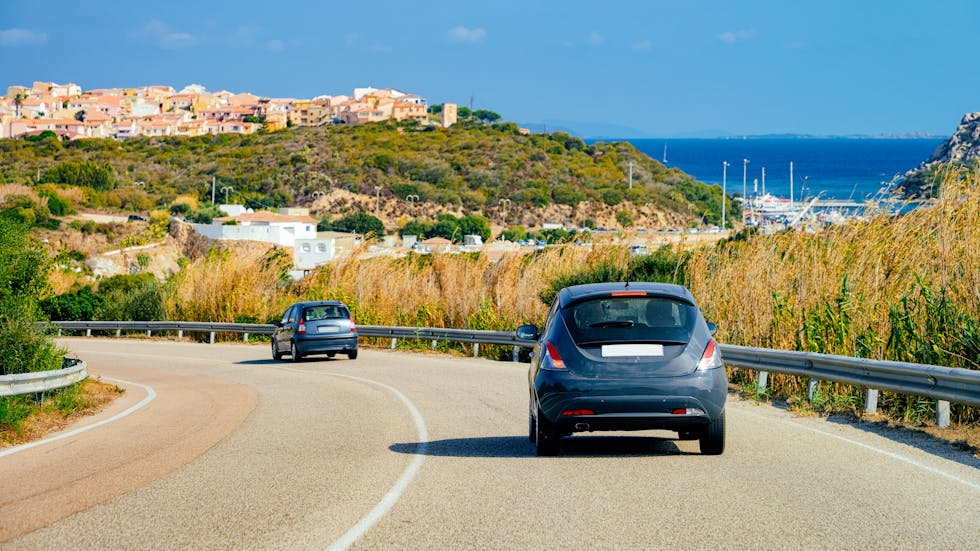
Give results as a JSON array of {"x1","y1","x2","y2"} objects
[
  {"x1": 317, "y1": 326, "x2": 340, "y2": 334},
  {"x1": 601, "y1": 344, "x2": 664, "y2": 357}
]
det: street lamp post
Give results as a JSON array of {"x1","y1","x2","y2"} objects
[
  {"x1": 722, "y1": 161, "x2": 730, "y2": 230},
  {"x1": 742, "y1": 159, "x2": 749, "y2": 200},
  {"x1": 406, "y1": 194, "x2": 420, "y2": 216},
  {"x1": 220, "y1": 186, "x2": 234, "y2": 203}
]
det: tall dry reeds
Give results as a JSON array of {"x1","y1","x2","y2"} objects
[{"x1": 164, "y1": 245, "x2": 294, "y2": 323}]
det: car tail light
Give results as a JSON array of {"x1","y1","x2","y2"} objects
[
  {"x1": 350, "y1": 314, "x2": 356, "y2": 332},
  {"x1": 562, "y1": 409, "x2": 595, "y2": 416},
  {"x1": 611, "y1": 291, "x2": 647, "y2": 297},
  {"x1": 297, "y1": 321, "x2": 306, "y2": 334},
  {"x1": 672, "y1": 408, "x2": 706, "y2": 415},
  {"x1": 543, "y1": 341, "x2": 566, "y2": 370},
  {"x1": 697, "y1": 338, "x2": 723, "y2": 370}
]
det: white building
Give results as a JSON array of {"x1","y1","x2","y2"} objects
[
  {"x1": 191, "y1": 211, "x2": 317, "y2": 247},
  {"x1": 290, "y1": 231, "x2": 361, "y2": 279}
]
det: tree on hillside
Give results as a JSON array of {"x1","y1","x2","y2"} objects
[
  {"x1": 319, "y1": 212, "x2": 385, "y2": 235},
  {"x1": 473, "y1": 110, "x2": 501, "y2": 125}
]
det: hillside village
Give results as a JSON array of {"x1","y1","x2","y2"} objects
[{"x1": 1, "y1": 81, "x2": 460, "y2": 139}]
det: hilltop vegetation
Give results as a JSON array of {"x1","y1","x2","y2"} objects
[{"x1": 0, "y1": 120, "x2": 737, "y2": 228}]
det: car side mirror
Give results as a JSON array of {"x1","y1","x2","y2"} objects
[
  {"x1": 706, "y1": 322, "x2": 717, "y2": 336},
  {"x1": 273, "y1": 321, "x2": 282, "y2": 328},
  {"x1": 516, "y1": 324, "x2": 539, "y2": 341}
]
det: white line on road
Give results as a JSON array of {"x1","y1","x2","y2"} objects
[
  {"x1": 738, "y1": 407, "x2": 980, "y2": 492},
  {"x1": 275, "y1": 367, "x2": 430, "y2": 551},
  {"x1": 0, "y1": 376, "x2": 156, "y2": 459}
]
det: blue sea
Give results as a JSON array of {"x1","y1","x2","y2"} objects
[{"x1": 619, "y1": 138, "x2": 944, "y2": 201}]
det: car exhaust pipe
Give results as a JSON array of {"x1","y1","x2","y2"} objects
[{"x1": 574, "y1": 423, "x2": 590, "y2": 430}]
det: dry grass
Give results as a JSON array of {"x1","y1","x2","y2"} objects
[{"x1": 0, "y1": 378, "x2": 124, "y2": 448}]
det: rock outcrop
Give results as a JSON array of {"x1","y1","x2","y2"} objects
[{"x1": 903, "y1": 112, "x2": 980, "y2": 196}]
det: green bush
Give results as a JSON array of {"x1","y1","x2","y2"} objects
[
  {"x1": 96, "y1": 273, "x2": 166, "y2": 321},
  {"x1": 41, "y1": 285, "x2": 104, "y2": 321},
  {"x1": 0, "y1": 218, "x2": 63, "y2": 376}
]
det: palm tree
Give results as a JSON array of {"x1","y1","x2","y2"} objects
[{"x1": 13, "y1": 92, "x2": 27, "y2": 118}]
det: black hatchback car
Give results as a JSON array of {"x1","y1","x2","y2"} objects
[
  {"x1": 517, "y1": 282, "x2": 727, "y2": 456},
  {"x1": 272, "y1": 301, "x2": 358, "y2": 361}
]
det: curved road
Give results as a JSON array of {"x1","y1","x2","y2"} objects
[{"x1": 2, "y1": 338, "x2": 979, "y2": 549}]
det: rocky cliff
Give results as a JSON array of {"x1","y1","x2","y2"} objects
[{"x1": 903, "y1": 112, "x2": 980, "y2": 196}]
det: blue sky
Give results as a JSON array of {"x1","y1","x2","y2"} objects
[{"x1": 2, "y1": 0, "x2": 978, "y2": 138}]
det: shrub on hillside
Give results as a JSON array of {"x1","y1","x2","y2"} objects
[{"x1": 0, "y1": 218, "x2": 63, "y2": 376}]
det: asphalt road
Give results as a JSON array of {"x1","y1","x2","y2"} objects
[{"x1": 2, "y1": 338, "x2": 979, "y2": 549}]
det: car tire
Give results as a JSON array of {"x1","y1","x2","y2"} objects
[
  {"x1": 290, "y1": 341, "x2": 302, "y2": 362},
  {"x1": 347, "y1": 350, "x2": 358, "y2": 360},
  {"x1": 534, "y1": 408, "x2": 559, "y2": 456},
  {"x1": 272, "y1": 341, "x2": 283, "y2": 361},
  {"x1": 699, "y1": 409, "x2": 725, "y2": 455}
]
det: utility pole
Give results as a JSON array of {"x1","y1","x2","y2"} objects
[
  {"x1": 789, "y1": 161, "x2": 794, "y2": 203},
  {"x1": 628, "y1": 161, "x2": 634, "y2": 189},
  {"x1": 211, "y1": 176, "x2": 216, "y2": 204},
  {"x1": 722, "y1": 161, "x2": 730, "y2": 230}
]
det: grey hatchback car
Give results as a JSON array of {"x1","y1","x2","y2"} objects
[
  {"x1": 272, "y1": 301, "x2": 358, "y2": 361},
  {"x1": 517, "y1": 282, "x2": 727, "y2": 456}
]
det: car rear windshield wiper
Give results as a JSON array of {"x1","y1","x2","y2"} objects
[{"x1": 589, "y1": 320, "x2": 635, "y2": 328}]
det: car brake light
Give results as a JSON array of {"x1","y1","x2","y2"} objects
[
  {"x1": 672, "y1": 408, "x2": 707, "y2": 415},
  {"x1": 697, "y1": 339, "x2": 723, "y2": 370},
  {"x1": 544, "y1": 341, "x2": 566, "y2": 370},
  {"x1": 611, "y1": 291, "x2": 647, "y2": 297},
  {"x1": 350, "y1": 315, "x2": 356, "y2": 332},
  {"x1": 297, "y1": 321, "x2": 306, "y2": 335},
  {"x1": 562, "y1": 409, "x2": 595, "y2": 416}
]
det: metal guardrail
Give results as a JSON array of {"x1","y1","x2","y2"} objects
[
  {"x1": 49, "y1": 320, "x2": 980, "y2": 427},
  {"x1": 0, "y1": 358, "x2": 88, "y2": 397}
]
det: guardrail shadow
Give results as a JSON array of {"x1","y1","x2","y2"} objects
[
  {"x1": 825, "y1": 415, "x2": 980, "y2": 470},
  {"x1": 390, "y1": 435, "x2": 688, "y2": 458}
]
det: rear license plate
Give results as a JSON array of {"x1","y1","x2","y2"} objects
[
  {"x1": 601, "y1": 344, "x2": 664, "y2": 357},
  {"x1": 317, "y1": 326, "x2": 340, "y2": 334}
]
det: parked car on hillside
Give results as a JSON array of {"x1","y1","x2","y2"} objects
[
  {"x1": 517, "y1": 282, "x2": 727, "y2": 456},
  {"x1": 273, "y1": 301, "x2": 358, "y2": 361}
]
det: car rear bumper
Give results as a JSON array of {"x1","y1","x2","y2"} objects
[
  {"x1": 295, "y1": 335, "x2": 358, "y2": 355},
  {"x1": 533, "y1": 368, "x2": 727, "y2": 431}
]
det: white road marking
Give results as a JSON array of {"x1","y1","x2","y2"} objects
[
  {"x1": 738, "y1": 407, "x2": 980, "y2": 492},
  {"x1": 276, "y1": 366, "x2": 429, "y2": 551},
  {"x1": 0, "y1": 376, "x2": 156, "y2": 459}
]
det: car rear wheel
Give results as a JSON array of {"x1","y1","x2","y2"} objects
[
  {"x1": 290, "y1": 342, "x2": 302, "y2": 362},
  {"x1": 347, "y1": 350, "x2": 358, "y2": 360},
  {"x1": 272, "y1": 341, "x2": 283, "y2": 361},
  {"x1": 534, "y1": 408, "x2": 559, "y2": 456},
  {"x1": 699, "y1": 409, "x2": 725, "y2": 455}
]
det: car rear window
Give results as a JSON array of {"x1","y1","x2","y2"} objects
[
  {"x1": 302, "y1": 305, "x2": 349, "y2": 321},
  {"x1": 562, "y1": 296, "x2": 696, "y2": 346}
]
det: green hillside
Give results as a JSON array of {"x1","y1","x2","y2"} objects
[{"x1": 0, "y1": 120, "x2": 737, "y2": 225}]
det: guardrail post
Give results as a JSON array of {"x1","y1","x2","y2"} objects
[
  {"x1": 806, "y1": 379, "x2": 819, "y2": 401},
  {"x1": 865, "y1": 389, "x2": 879, "y2": 414},
  {"x1": 86, "y1": 328, "x2": 91, "y2": 337},
  {"x1": 58, "y1": 327, "x2": 62, "y2": 336},
  {"x1": 757, "y1": 371, "x2": 769, "y2": 394},
  {"x1": 390, "y1": 338, "x2": 397, "y2": 349},
  {"x1": 116, "y1": 329, "x2": 121, "y2": 337},
  {"x1": 178, "y1": 329, "x2": 183, "y2": 339},
  {"x1": 512, "y1": 346, "x2": 520, "y2": 362},
  {"x1": 147, "y1": 330, "x2": 151, "y2": 337},
  {"x1": 473, "y1": 343, "x2": 479, "y2": 358},
  {"x1": 937, "y1": 401, "x2": 950, "y2": 428},
  {"x1": 244, "y1": 333, "x2": 249, "y2": 342},
  {"x1": 209, "y1": 331, "x2": 215, "y2": 344},
  {"x1": 431, "y1": 339, "x2": 437, "y2": 350}
]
